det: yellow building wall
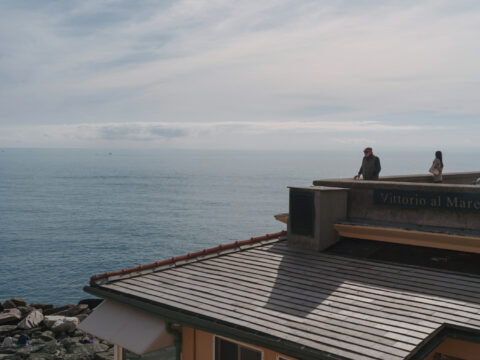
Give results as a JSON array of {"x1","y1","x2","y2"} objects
[
  {"x1": 425, "y1": 338, "x2": 480, "y2": 360},
  {"x1": 196, "y1": 329, "x2": 214, "y2": 360},
  {"x1": 182, "y1": 327, "x2": 195, "y2": 360},
  {"x1": 181, "y1": 326, "x2": 296, "y2": 360}
]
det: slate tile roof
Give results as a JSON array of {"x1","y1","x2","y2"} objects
[{"x1": 90, "y1": 233, "x2": 480, "y2": 360}]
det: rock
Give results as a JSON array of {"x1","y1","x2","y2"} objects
[
  {"x1": 9, "y1": 298, "x2": 27, "y2": 307},
  {"x1": 0, "y1": 325, "x2": 17, "y2": 335},
  {"x1": 63, "y1": 354, "x2": 93, "y2": 360},
  {"x1": 29, "y1": 304, "x2": 53, "y2": 311},
  {"x1": 0, "y1": 347, "x2": 16, "y2": 354},
  {"x1": 0, "y1": 299, "x2": 110, "y2": 360},
  {"x1": 72, "y1": 330, "x2": 84, "y2": 338},
  {"x1": 43, "y1": 305, "x2": 71, "y2": 316},
  {"x1": 0, "y1": 354, "x2": 17, "y2": 359},
  {"x1": 0, "y1": 310, "x2": 22, "y2": 325},
  {"x1": 43, "y1": 316, "x2": 78, "y2": 329},
  {"x1": 44, "y1": 316, "x2": 79, "y2": 334},
  {"x1": 22, "y1": 327, "x2": 42, "y2": 337},
  {"x1": 65, "y1": 343, "x2": 95, "y2": 359},
  {"x1": 1, "y1": 301, "x2": 16, "y2": 310},
  {"x1": 0, "y1": 355, "x2": 15, "y2": 359},
  {"x1": 16, "y1": 344, "x2": 44, "y2": 356},
  {"x1": 16, "y1": 306, "x2": 35, "y2": 317},
  {"x1": 39, "y1": 331, "x2": 55, "y2": 342},
  {"x1": 29, "y1": 354, "x2": 55, "y2": 360},
  {"x1": 52, "y1": 322, "x2": 77, "y2": 334},
  {"x1": 75, "y1": 314, "x2": 89, "y2": 323},
  {"x1": 65, "y1": 342, "x2": 109, "y2": 359},
  {"x1": 78, "y1": 299, "x2": 102, "y2": 310},
  {"x1": 17, "y1": 310, "x2": 44, "y2": 330},
  {"x1": 94, "y1": 349, "x2": 114, "y2": 360},
  {"x1": 59, "y1": 337, "x2": 82, "y2": 352},
  {"x1": 65, "y1": 304, "x2": 89, "y2": 317},
  {"x1": 31, "y1": 338, "x2": 45, "y2": 346},
  {"x1": 41, "y1": 340, "x2": 58, "y2": 354},
  {"x1": 90, "y1": 343, "x2": 109, "y2": 353},
  {"x1": 99, "y1": 339, "x2": 112, "y2": 347}
]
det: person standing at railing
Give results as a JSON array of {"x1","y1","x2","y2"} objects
[
  {"x1": 354, "y1": 147, "x2": 381, "y2": 180},
  {"x1": 429, "y1": 150, "x2": 444, "y2": 183}
]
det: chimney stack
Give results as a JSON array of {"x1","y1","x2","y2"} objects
[{"x1": 288, "y1": 186, "x2": 348, "y2": 251}]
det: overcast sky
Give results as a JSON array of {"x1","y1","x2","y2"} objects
[{"x1": 1, "y1": 0, "x2": 479, "y2": 150}]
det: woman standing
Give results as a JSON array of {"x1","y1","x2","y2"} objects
[{"x1": 429, "y1": 151, "x2": 443, "y2": 183}]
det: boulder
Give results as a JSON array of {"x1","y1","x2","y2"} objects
[
  {"x1": 65, "y1": 304, "x2": 89, "y2": 317},
  {"x1": 10, "y1": 298, "x2": 27, "y2": 307},
  {"x1": 75, "y1": 314, "x2": 89, "y2": 323},
  {"x1": 17, "y1": 310, "x2": 44, "y2": 330},
  {"x1": 38, "y1": 331, "x2": 55, "y2": 342},
  {"x1": 0, "y1": 354, "x2": 16, "y2": 359},
  {"x1": 78, "y1": 299, "x2": 102, "y2": 310},
  {"x1": 21, "y1": 327, "x2": 42, "y2": 337},
  {"x1": 0, "y1": 309, "x2": 22, "y2": 325},
  {"x1": 0, "y1": 351, "x2": 16, "y2": 358},
  {"x1": 90, "y1": 343, "x2": 109, "y2": 353},
  {"x1": 15, "y1": 344, "x2": 44, "y2": 356},
  {"x1": 43, "y1": 316, "x2": 78, "y2": 328},
  {"x1": 95, "y1": 349, "x2": 114, "y2": 360},
  {"x1": 41, "y1": 340, "x2": 59, "y2": 354},
  {"x1": 1, "y1": 300, "x2": 16, "y2": 310},
  {"x1": 31, "y1": 337, "x2": 46, "y2": 346},
  {"x1": 63, "y1": 354, "x2": 94, "y2": 360},
  {"x1": 65, "y1": 342, "x2": 109, "y2": 359},
  {"x1": 44, "y1": 316, "x2": 79, "y2": 334},
  {"x1": 64, "y1": 343, "x2": 95, "y2": 360},
  {"x1": 29, "y1": 304, "x2": 53, "y2": 311},
  {"x1": 0, "y1": 325, "x2": 17, "y2": 336},
  {"x1": 16, "y1": 306, "x2": 35, "y2": 317},
  {"x1": 29, "y1": 354, "x2": 56, "y2": 360},
  {"x1": 59, "y1": 337, "x2": 82, "y2": 352},
  {"x1": 43, "y1": 305, "x2": 73, "y2": 316}
]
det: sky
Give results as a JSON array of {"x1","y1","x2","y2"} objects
[{"x1": 1, "y1": 0, "x2": 480, "y2": 150}]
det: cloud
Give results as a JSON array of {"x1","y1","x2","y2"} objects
[
  {"x1": 1, "y1": 1, "x2": 480, "y2": 148},
  {"x1": 0, "y1": 120, "x2": 423, "y2": 145},
  {"x1": 98, "y1": 123, "x2": 189, "y2": 141}
]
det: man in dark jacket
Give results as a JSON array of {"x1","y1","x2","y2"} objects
[{"x1": 354, "y1": 147, "x2": 381, "y2": 180}]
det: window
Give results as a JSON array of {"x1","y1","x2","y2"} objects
[{"x1": 215, "y1": 337, "x2": 262, "y2": 360}]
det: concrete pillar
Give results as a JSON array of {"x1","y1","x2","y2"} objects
[{"x1": 288, "y1": 186, "x2": 348, "y2": 251}]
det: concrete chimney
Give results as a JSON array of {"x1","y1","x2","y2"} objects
[{"x1": 288, "y1": 186, "x2": 348, "y2": 251}]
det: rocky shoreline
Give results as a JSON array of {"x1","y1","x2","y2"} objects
[{"x1": 0, "y1": 297, "x2": 112, "y2": 360}]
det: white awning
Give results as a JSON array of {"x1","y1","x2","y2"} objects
[{"x1": 78, "y1": 300, "x2": 175, "y2": 355}]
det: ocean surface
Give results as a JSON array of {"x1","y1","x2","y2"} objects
[{"x1": 1, "y1": 148, "x2": 478, "y2": 305}]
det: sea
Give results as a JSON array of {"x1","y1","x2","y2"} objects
[{"x1": 1, "y1": 148, "x2": 478, "y2": 305}]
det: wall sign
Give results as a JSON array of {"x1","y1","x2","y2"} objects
[{"x1": 373, "y1": 189, "x2": 480, "y2": 212}]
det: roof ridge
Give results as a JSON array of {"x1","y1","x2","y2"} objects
[{"x1": 90, "y1": 230, "x2": 286, "y2": 283}]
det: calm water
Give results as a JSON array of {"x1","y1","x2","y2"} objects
[{"x1": 0, "y1": 148, "x2": 477, "y2": 304}]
